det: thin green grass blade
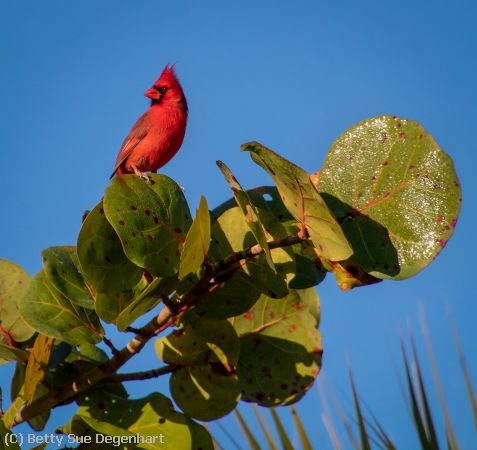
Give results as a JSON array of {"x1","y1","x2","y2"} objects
[
  {"x1": 349, "y1": 371, "x2": 372, "y2": 450},
  {"x1": 450, "y1": 318, "x2": 477, "y2": 431},
  {"x1": 290, "y1": 406, "x2": 313, "y2": 450},
  {"x1": 252, "y1": 406, "x2": 278, "y2": 450},
  {"x1": 400, "y1": 338, "x2": 437, "y2": 450},
  {"x1": 217, "y1": 421, "x2": 243, "y2": 450},
  {"x1": 418, "y1": 313, "x2": 459, "y2": 450},
  {"x1": 235, "y1": 409, "x2": 261, "y2": 450},
  {"x1": 269, "y1": 408, "x2": 293, "y2": 450}
]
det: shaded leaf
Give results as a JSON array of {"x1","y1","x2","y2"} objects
[
  {"x1": 0, "y1": 340, "x2": 29, "y2": 366},
  {"x1": 0, "y1": 419, "x2": 21, "y2": 449},
  {"x1": 103, "y1": 174, "x2": 192, "y2": 278},
  {"x1": 179, "y1": 195, "x2": 211, "y2": 280},
  {"x1": 316, "y1": 116, "x2": 461, "y2": 280},
  {"x1": 156, "y1": 313, "x2": 240, "y2": 420},
  {"x1": 196, "y1": 205, "x2": 291, "y2": 319},
  {"x1": 61, "y1": 391, "x2": 214, "y2": 450},
  {"x1": 0, "y1": 259, "x2": 34, "y2": 342},
  {"x1": 42, "y1": 246, "x2": 93, "y2": 309},
  {"x1": 116, "y1": 274, "x2": 178, "y2": 331},
  {"x1": 217, "y1": 160, "x2": 275, "y2": 271},
  {"x1": 242, "y1": 142, "x2": 353, "y2": 261},
  {"x1": 20, "y1": 271, "x2": 103, "y2": 345},
  {"x1": 77, "y1": 201, "x2": 143, "y2": 293},
  {"x1": 232, "y1": 288, "x2": 321, "y2": 406}
]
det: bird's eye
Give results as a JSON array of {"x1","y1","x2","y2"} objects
[{"x1": 156, "y1": 86, "x2": 168, "y2": 94}]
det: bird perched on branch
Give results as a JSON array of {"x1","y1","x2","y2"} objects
[{"x1": 110, "y1": 65, "x2": 188, "y2": 180}]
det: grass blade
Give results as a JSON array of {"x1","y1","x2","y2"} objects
[
  {"x1": 401, "y1": 338, "x2": 438, "y2": 450},
  {"x1": 253, "y1": 406, "x2": 278, "y2": 450},
  {"x1": 418, "y1": 312, "x2": 459, "y2": 450},
  {"x1": 290, "y1": 406, "x2": 313, "y2": 450},
  {"x1": 235, "y1": 409, "x2": 261, "y2": 450},
  {"x1": 450, "y1": 317, "x2": 477, "y2": 431},
  {"x1": 349, "y1": 371, "x2": 372, "y2": 450},
  {"x1": 270, "y1": 408, "x2": 294, "y2": 450}
]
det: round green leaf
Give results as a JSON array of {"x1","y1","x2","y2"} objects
[
  {"x1": 61, "y1": 392, "x2": 214, "y2": 450},
  {"x1": 232, "y1": 288, "x2": 322, "y2": 406},
  {"x1": 103, "y1": 174, "x2": 192, "y2": 278},
  {"x1": 20, "y1": 271, "x2": 103, "y2": 345},
  {"x1": 77, "y1": 202, "x2": 143, "y2": 293},
  {"x1": 170, "y1": 365, "x2": 240, "y2": 421},
  {"x1": 0, "y1": 259, "x2": 34, "y2": 342},
  {"x1": 317, "y1": 116, "x2": 462, "y2": 279}
]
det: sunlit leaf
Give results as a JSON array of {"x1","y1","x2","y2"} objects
[
  {"x1": 242, "y1": 142, "x2": 353, "y2": 261},
  {"x1": 103, "y1": 174, "x2": 192, "y2": 278},
  {"x1": 217, "y1": 160, "x2": 275, "y2": 271},
  {"x1": 179, "y1": 195, "x2": 211, "y2": 280},
  {"x1": 316, "y1": 116, "x2": 461, "y2": 280},
  {"x1": 0, "y1": 259, "x2": 34, "y2": 343}
]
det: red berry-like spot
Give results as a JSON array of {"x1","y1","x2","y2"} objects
[
  {"x1": 119, "y1": 220, "x2": 125, "y2": 226},
  {"x1": 147, "y1": 234, "x2": 153, "y2": 241}
]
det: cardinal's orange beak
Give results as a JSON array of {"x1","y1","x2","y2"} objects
[{"x1": 144, "y1": 87, "x2": 162, "y2": 100}]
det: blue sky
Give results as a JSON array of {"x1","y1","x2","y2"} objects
[{"x1": 1, "y1": 0, "x2": 476, "y2": 448}]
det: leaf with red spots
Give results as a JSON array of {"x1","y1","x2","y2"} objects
[
  {"x1": 20, "y1": 271, "x2": 103, "y2": 345},
  {"x1": 242, "y1": 142, "x2": 353, "y2": 261},
  {"x1": 0, "y1": 259, "x2": 34, "y2": 345},
  {"x1": 316, "y1": 116, "x2": 462, "y2": 280},
  {"x1": 231, "y1": 288, "x2": 322, "y2": 407},
  {"x1": 60, "y1": 392, "x2": 213, "y2": 449},
  {"x1": 103, "y1": 174, "x2": 192, "y2": 278},
  {"x1": 77, "y1": 201, "x2": 143, "y2": 293},
  {"x1": 217, "y1": 161, "x2": 275, "y2": 272},
  {"x1": 155, "y1": 312, "x2": 240, "y2": 421},
  {"x1": 178, "y1": 196, "x2": 211, "y2": 280}
]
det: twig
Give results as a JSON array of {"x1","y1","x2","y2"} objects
[{"x1": 101, "y1": 364, "x2": 179, "y2": 383}]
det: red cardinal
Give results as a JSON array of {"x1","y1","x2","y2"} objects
[{"x1": 111, "y1": 65, "x2": 188, "y2": 179}]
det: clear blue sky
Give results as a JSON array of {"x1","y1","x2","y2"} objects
[{"x1": 1, "y1": 1, "x2": 475, "y2": 448}]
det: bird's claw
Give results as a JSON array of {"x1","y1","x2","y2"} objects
[{"x1": 132, "y1": 166, "x2": 152, "y2": 183}]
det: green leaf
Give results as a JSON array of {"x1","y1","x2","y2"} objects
[
  {"x1": 316, "y1": 116, "x2": 462, "y2": 280},
  {"x1": 62, "y1": 392, "x2": 214, "y2": 450},
  {"x1": 103, "y1": 174, "x2": 192, "y2": 278},
  {"x1": 77, "y1": 201, "x2": 143, "y2": 293},
  {"x1": 242, "y1": 142, "x2": 353, "y2": 261},
  {"x1": 42, "y1": 246, "x2": 94, "y2": 309},
  {"x1": 20, "y1": 271, "x2": 103, "y2": 345},
  {"x1": 231, "y1": 288, "x2": 322, "y2": 406},
  {"x1": 116, "y1": 275, "x2": 178, "y2": 331},
  {"x1": 156, "y1": 313, "x2": 240, "y2": 421},
  {"x1": 0, "y1": 259, "x2": 34, "y2": 342},
  {"x1": 217, "y1": 161, "x2": 275, "y2": 271},
  {"x1": 179, "y1": 195, "x2": 211, "y2": 280},
  {"x1": 195, "y1": 204, "x2": 291, "y2": 319},
  {"x1": 0, "y1": 419, "x2": 21, "y2": 449},
  {"x1": 0, "y1": 340, "x2": 29, "y2": 366}
]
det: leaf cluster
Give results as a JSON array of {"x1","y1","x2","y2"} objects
[{"x1": 0, "y1": 116, "x2": 461, "y2": 447}]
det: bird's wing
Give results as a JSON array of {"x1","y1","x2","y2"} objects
[{"x1": 110, "y1": 112, "x2": 150, "y2": 178}]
